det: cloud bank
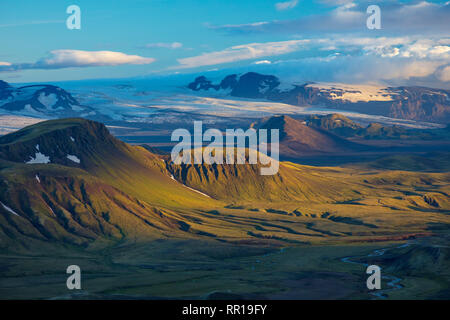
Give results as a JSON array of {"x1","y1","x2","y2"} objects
[
  {"x1": 211, "y1": 1, "x2": 450, "y2": 35},
  {"x1": 176, "y1": 40, "x2": 308, "y2": 68},
  {"x1": 173, "y1": 36, "x2": 450, "y2": 87},
  {"x1": 141, "y1": 42, "x2": 183, "y2": 49},
  {"x1": 0, "y1": 50, "x2": 155, "y2": 72},
  {"x1": 198, "y1": 1, "x2": 450, "y2": 88},
  {"x1": 275, "y1": 0, "x2": 299, "y2": 11}
]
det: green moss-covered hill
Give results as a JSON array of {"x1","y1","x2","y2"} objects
[{"x1": 0, "y1": 118, "x2": 449, "y2": 252}]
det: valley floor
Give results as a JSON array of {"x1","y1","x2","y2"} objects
[{"x1": 1, "y1": 235, "x2": 449, "y2": 300}]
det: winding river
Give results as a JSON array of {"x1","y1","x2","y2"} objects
[{"x1": 341, "y1": 241, "x2": 413, "y2": 299}]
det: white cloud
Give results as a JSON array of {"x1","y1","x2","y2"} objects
[
  {"x1": 204, "y1": 36, "x2": 450, "y2": 88},
  {"x1": 315, "y1": 38, "x2": 450, "y2": 82},
  {"x1": 175, "y1": 36, "x2": 450, "y2": 72},
  {"x1": 211, "y1": 1, "x2": 450, "y2": 35},
  {"x1": 253, "y1": 55, "x2": 447, "y2": 87},
  {"x1": 207, "y1": 21, "x2": 269, "y2": 34},
  {"x1": 253, "y1": 60, "x2": 272, "y2": 64},
  {"x1": 275, "y1": 0, "x2": 299, "y2": 11},
  {"x1": 377, "y1": 60, "x2": 442, "y2": 80},
  {"x1": 176, "y1": 40, "x2": 308, "y2": 68},
  {"x1": 172, "y1": 36, "x2": 450, "y2": 87},
  {"x1": 399, "y1": 41, "x2": 450, "y2": 59},
  {"x1": 437, "y1": 65, "x2": 450, "y2": 82},
  {"x1": 40, "y1": 50, "x2": 155, "y2": 67},
  {"x1": 142, "y1": 42, "x2": 183, "y2": 49},
  {"x1": 0, "y1": 50, "x2": 155, "y2": 72},
  {"x1": 325, "y1": 37, "x2": 450, "y2": 60}
]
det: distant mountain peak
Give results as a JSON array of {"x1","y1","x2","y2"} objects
[
  {"x1": 0, "y1": 81, "x2": 92, "y2": 117},
  {"x1": 187, "y1": 72, "x2": 281, "y2": 98},
  {"x1": 0, "y1": 80, "x2": 11, "y2": 89},
  {"x1": 188, "y1": 73, "x2": 450, "y2": 123},
  {"x1": 253, "y1": 115, "x2": 363, "y2": 157}
]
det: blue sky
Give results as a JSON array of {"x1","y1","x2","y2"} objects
[{"x1": 0, "y1": 0, "x2": 449, "y2": 88}]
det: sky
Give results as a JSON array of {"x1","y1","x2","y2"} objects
[{"x1": 0, "y1": 0, "x2": 449, "y2": 88}]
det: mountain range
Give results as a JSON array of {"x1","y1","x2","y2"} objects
[
  {"x1": 188, "y1": 72, "x2": 450, "y2": 123},
  {"x1": 0, "y1": 118, "x2": 355, "y2": 249},
  {"x1": 1, "y1": 118, "x2": 449, "y2": 252},
  {"x1": 302, "y1": 113, "x2": 450, "y2": 140},
  {"x1": 0, "y1": 80, "x2": 93, "y2": 117}
]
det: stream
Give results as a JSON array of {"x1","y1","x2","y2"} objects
[{"x1": 340, "y1": 241, "x2": 413, "y2": 299}]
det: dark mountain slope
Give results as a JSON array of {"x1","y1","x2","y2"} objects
[
  {"x1": 304, "y1": 113, "x2": 450, "y2": 140},
  {"x1": 304, "y1": 114, "x2": 363, "y2": 137},
  {"x1": 253, "y1": 115, "x2": 365, "y2": 157},
  {"x1": 0, "y1": 80, "x2": 92, "y2": 116}
]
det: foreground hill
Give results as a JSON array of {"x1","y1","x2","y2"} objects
[
  {"x1": 0, "y1": 118, "x2": 449, "y2": 252},
  {"x1": 0, "y1": 118, "x2": 222, "y2": 249},
  {"x1": 188, "y1": 73, "x2": 450, "y2": 123}
]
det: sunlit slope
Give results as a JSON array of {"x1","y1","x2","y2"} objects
[
  {"x1": 0, "y1": 118, "x2": 216, "y2": 209},
  {"x1": 167, "y1": 158, "x2": 450, "y2": 243},
  {"x1": 0, "y1": 119, "x2": 222, "y2": 249},
  {"x1": 0, "y1": 118, "x2": 449, "y2": 251},
  {"x1": 167, "y1": 158, "x2": 360, "y2": 202},
  {"x1": 0, "y1": 163, "x2": 186, "y2": 245}
]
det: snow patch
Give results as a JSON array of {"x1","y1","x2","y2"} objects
[
  {"x1": 0, "y1": 201, "x2": 20, "y2": 216},
  {"x1": 26, "y1": 151, "x2": 50, "y2": 164},
  {"x1": 305, "y1": 83, "x2": 396, "y2": 102},
  {"x1": 70, "y1": 136, "x2": 75, "y2": 142},
  {"x1": 35, "y1": 174, "x2": 40, "y2": 183},
  {"x1": 183, "y1": 185, "x2": 211, "y2": 198},
  {"x1": 38, "y1": 93, "x2": 58, "y2": 109},
  {"x1": 170, "y1": 175, "x2": 211, "y2": 198},
  {"x1": 277, "y1": 81, "x2": 296, "y2": 92},
  {"x1": 67, "y1": 154, "x2": 80, "y2": 163},
  {"x1": 23, "y1": 104, "x2": 44, "y2": 116}
]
